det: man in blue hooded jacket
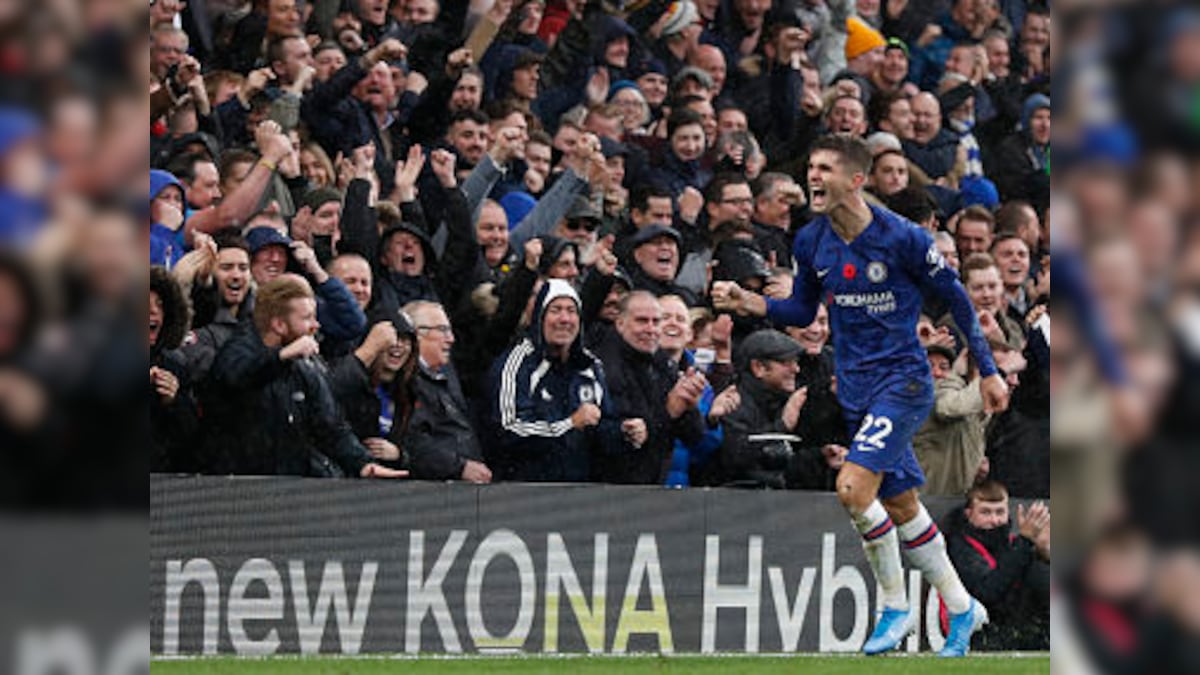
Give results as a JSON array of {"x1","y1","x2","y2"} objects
[{"x1": 486, "y1": 278, "x2": 624, "y2": 482}]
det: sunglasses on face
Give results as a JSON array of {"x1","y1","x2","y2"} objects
[{"x1": 565, "y1": 219, "x2": 600, "y2": 232}]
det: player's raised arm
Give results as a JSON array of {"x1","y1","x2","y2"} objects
[
  {"x1": 764, "y1": 264, "x2": 822, "y2": 328},
  {"x1": 711, "y1": 280, "x2": 767, "y2": 316},
  {"x1": 711, "y1": 261, "x2": 821, "y2": 328}
]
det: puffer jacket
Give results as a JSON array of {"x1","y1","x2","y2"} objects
[
  {"x1": 484, "y1": 283, "x2": 624, "y2": 482},
  {"x1": 197, "y1": 325, "x2": 372, "y2": 477}
]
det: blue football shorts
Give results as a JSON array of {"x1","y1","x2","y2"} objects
[{"x1": 843, "y1": 379, "x2": 935, "y2": 499}]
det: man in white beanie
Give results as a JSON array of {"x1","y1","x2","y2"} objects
[{"x1": 485, "y1": 279, "x2": 624, "y2": 482}]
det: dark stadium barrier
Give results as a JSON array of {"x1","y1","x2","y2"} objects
[{"x1": 150, "y1": 476, "x2": 994, "y2": 655}]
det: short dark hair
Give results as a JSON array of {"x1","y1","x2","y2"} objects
[
  {"x1": 484, "y1": 98, "x2": 526, "y2": 124},
  {"x1": 867, "y1": 90, "x2": 908, "y2": 131},
  {"x1": 166, "y1": 152, "x2": 210, "y2": 184},
  {"x1": 267, "y1": 33, "x2": 306, "y2": 65},
  {"x1": 219, "y1": 148, "x2": 258, "y2": 178},
  {"x1": 455, "y1": 64, "x2": 484, "y2": 87},
  {"x1": 211, "y1": 229, "x2": 250, "y2": 254},
  {"x1": 990, "y1": 232, "x2": 1028, "y2": 254},
  {"x1": 314, "y1": 41, "x2": 344, "y2": 57},
  {"x1": 752, "y1": 172, "x2": 793, "y2": 199},
  {"x1": 966, "y1": 479, "x2": 1008, "y2": 507},
  {"x1": 884, "y1": 186, "x2": 938, "y2": 225},
  {"x1": 871, "y1": 148, "x2": 907, "y2": 173},
  {"x1": 810, "y1": 133, "x2": 872, "y2": 175},
  {"x1": 673, "y1": 93, "x2": 708, "y2": 110},
  {"x1": 630, "y1": 184, "x2": 673, "y2": 212},
  {"x1": 448, "y1": 108, "x2": 489, "y2": 128},
  {"x1": 526, "y1": 129, "x2": 553, "y2": 147},
  {"x1": 705, "y1": 172, "x2": 750, "y2": 205},
  {"x1": 995, "y1": 200, "x2": 1035, "y2": 236},
  {"x1": 958, "y1": 204, "x2": 996, "y2": 230},
  {"x1": 667, "y1": 108, "x2": 704, "y2": 138}
]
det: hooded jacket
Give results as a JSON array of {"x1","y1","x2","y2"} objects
[
  {"x1": 149, "y1": 170, "x2": 186, "y2": 268},
  {"x1": 985, "y1": 94, "x2": 1051, "y2": 212},
  {"x1": 485, "y1": 280, "x2": 624, "y2": 482},
  {"x1": 340, "y1": 178, "x2": 479, "y2": 320}
]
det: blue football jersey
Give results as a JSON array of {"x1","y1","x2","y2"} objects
[{"x1": 767, "y1": 204, "x2": 997, "y2": 410}]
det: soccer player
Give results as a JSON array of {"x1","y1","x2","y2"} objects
[{"x1": 712, "y1": 134, "x2": 1010, "y2": 657}]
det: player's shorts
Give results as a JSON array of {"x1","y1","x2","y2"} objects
[{"x1": 843, "y1": 378, "x2": 935, "y2": 499}]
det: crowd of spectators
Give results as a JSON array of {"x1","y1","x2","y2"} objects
[{"x1": 145, "y1": 0, "x2": 1050, "y2": 497}]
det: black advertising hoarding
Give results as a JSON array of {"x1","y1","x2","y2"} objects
[{"x1": 151, "y1": 476, "x2": 974, "y2": 655}]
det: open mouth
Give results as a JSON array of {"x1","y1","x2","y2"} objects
[
  {"x1": 662, "y1": 325, "x2": 682, "y2": 339},
  {"x1": 401, "y1": 254, "x2": 417, "y2": 266},
  {"x1": 809, "y1": 187, "x2": 827, "y2": 207},
  {"x1": 149, "y1": 320, "x2": 161, "y2": 338}
]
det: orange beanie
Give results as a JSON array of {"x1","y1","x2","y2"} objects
[{"x1": 845, "y1": 17, "x2": 887, "y2": 61}]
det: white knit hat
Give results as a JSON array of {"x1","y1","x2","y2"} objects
[
  {"x1": 542, "y1": 278, "x2": 581, "y2": 311},
  {"x1": 660, "y1": 1, "x2": 699, "y2": 37}
]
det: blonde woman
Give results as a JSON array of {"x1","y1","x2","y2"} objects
[{"x1": 299, "y1": 142, "x2": 336, "y2": 188}]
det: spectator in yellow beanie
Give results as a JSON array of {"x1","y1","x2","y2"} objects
[{"x1": 845, "y1": 16, "x2": 888, "y2": 78}]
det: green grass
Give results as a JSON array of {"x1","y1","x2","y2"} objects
[{"x1": 152, "y1": 654, "x2": 1050, "y2": 674}]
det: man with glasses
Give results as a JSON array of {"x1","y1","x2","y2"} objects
[
  {"x1": 401, "y1": 300, "x2": 492, "y2": 483},
  {"x1": 151, "y1": 25, "x2": 189, "y2": 83},
  {"x1": 675, "y1": 173, "x2": 755, "y2": 296}
]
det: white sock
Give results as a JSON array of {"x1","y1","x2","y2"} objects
[
  {"x1": 898, "y1": 504, "x2": 970, "y2": 614},
  {"x1": 852, "y1": 500, "x2": 908, "y2": 611}
]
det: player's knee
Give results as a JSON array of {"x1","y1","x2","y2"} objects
[
  {"x1": 836, "y1": 475, "x2": 868, "y2": 512},
  {"x1": 882, "y1": 493, "x2": 919, "y2": 524}
]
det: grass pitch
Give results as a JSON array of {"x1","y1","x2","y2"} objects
[{"x1": 152, "y1": 653, "x2": 1050, "y2": 674}]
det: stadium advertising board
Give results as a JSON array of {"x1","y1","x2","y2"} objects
[{"x1": 151, "y1": 476, "x2": 980, "y2": 655}]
